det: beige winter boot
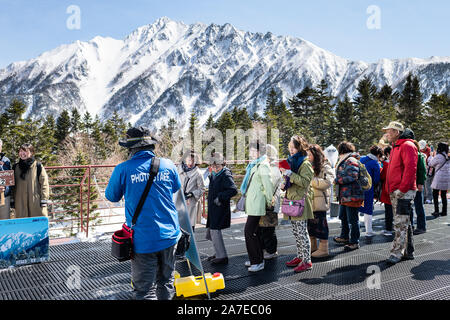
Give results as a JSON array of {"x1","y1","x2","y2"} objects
[
  {"x1": 310, "y1": 236, "x2": 318, "y2": 253},
  {"x1": 311, "y1": 240, "x2": 329, "y2": 258}
]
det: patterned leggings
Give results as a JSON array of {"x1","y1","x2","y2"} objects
[{"x1": 291, "y1": 220, "x2": 311, "y2": 263}]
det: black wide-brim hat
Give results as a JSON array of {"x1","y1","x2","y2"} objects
[{"x1": 118, "y1": 126, "x2": 159, "y2": 149}]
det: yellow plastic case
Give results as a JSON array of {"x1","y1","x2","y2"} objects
[{"x1": 174, "y1": 271, "x2": 225, "y2": 297}]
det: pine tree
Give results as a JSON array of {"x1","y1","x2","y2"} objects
[
  {"x1": 55, "y1": 109, "x2": 72, "y2": 144},
  {"x1": 1, "y1": 99, "x2": 28, "y2": 160},
  {"x1": 215, "y1": 111, "x2": 235, "y2": 135},
  {"x1": 377, "y1": 84, "x2": 398, "y2": 122},
  {"x1": 423, "y1": 93, "x2": 450, "y2": 146},
  {"x1": 311, "y1": 80, "x2": 336, "y2": 147},
  {"x1": 398, "y1": 73, "x2": 424, "y2": 132},
  {"x1": 188, "y1": 109, "x2": 200, "y2": 149},
  {"x1": 81, "y1": 111, "x2": 93, "y2": 135},
  {"x1": 250, "y1": 112, "x2": 263, "y2": 122},
  {"x1": 158, "y1": 118, "x2": 178, "y2": 158},
  {"x1": 23, "y1": 117, "x2": 42, "y2": 156},
  {"x1": 352, "y1": 77, "x2": 383, "y2": 151},
  {"x1": 70, "y1": 108, "x2": 82, "y2": 133},
  {"x1": 237, "y1": 107, "x2": 253, "y2": 131},
  {"x1": 288, "y1": 86, "x2": 316, "y2": 142},
  {"x1": 39, "y1": 115, "x2": 58, "y2": 165},
  {"x1": 205, "y1": 113, "x2": 215, "y2": 130},
  {"x1": 3, "y1": 99, "x2": 27, "y2": 122},
  {"x1": 214, "y1": 111, "x2": 235, "y2": 158},
  {"x1": 335, "y1": 94, "x2": 356, "y2": 144},
  {"x1": 276, "y1": 101, "x2": 295, "y2": 158},
  {"x1": 91, "y1": 116, "x2": 107, "y2": 160},
  {"x1": 168, "y1": 118, "x2": 177, "y2": 135},
  {"x1": 111, "y1": 111, "x2": 127, "y2": 137},
  {"x1": 264, "y1": 89, "x2": 279, "y2": 120}
]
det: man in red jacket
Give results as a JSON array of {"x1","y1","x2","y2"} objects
[{"x1": 383, "y1": 121, "x2": 418, "y2": 265}]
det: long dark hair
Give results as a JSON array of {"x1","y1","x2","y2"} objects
[
  {"x1": 337, "y1": 141, "x2": 356, "y2": 155},
  {"x1": 437, "y1": 142, "x2": 449, "y2": 155},
  {"x1": 309, "y1": 144, "x2": 325, "y2": 177},
  {"x1": 290, "y1": 135, "x2": 309, "y2": 156}
]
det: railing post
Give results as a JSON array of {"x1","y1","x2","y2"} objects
[
  {"x1": 80, "y1": 171, "x2": 87, "y2": 234},
  {"x1": 86, "y1": 166, "x2": 91, "y2": 238}
]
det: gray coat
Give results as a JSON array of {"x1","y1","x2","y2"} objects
[
  {"x1": 269, "y1": 164, "x2": 282, "y2": 214},
  {"x1": 428, "y1": 153, "x2": 450, "y2": 191},
  {"x1": 178, "y1": 166, "x2": 205, "y2": 227}
]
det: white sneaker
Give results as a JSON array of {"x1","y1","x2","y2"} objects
[
  {"x1": 366, "y1": 232, "x2": 375, "y2": 238},
  {"x1": 382, "y1": 230, "x2": 393, "y2": 236},
  {"x1": 244, "y1": 261, "x2": 251, "y2": 267},
  {"x1": 264, "y1": 251, "x2": 278, "y2": 259},
  {"x1": 248, "y1": 262, "x2": 265, "y2": 272}
]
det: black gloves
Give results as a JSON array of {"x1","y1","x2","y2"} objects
[{"x1": 184, "y1": 192, "x2": 194, "y2": 200}]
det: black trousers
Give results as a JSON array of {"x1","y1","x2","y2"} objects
[
  {"x1": 244, "y1": 216, "x2": 263, "y2": 265},
  {"x1": 433, "y1": 189, "x2": 447, "y2": 215},
  {"x1": 257, "y1": 227, "x2": 277, "y2": 254},
  {"x1": 307, "y1": 211, "x2": 329, "y2": 240},
  {"x1": 384, "y1": 204, "x2": 393, "y2": 231}
]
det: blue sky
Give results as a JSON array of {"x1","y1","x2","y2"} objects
[
  {"x1": 0, "y1": 0, "x2": 449, "y2": 68},
  {"x1": 0, "y1": 216, "x2": 48, "y2": 236}
]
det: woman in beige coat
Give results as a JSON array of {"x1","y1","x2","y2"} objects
[
  {"x1": 11, "y1": 144, "x2": 50, "y2": 218},
  {"x1": 307, "y1": 144, "x2": 335, "y2": 258},
  {"x1": 179, "y1": 152, "x2": 205, "y2": 231}
]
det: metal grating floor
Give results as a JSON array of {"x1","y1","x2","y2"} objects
[{"x1": 1, "y1": 204, "x2": 449, "y2": 300}]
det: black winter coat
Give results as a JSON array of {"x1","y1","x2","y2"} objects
[{"x1": 206, "y1": 167, "x2": 238, "y2": 230}]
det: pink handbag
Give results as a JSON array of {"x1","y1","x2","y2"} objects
[
  {"x1": 281, "y1": 198, "x2": 306, "y2": 217},
  {"x1": 281, "y1": 184, "x2": 310, "y2": 217}
]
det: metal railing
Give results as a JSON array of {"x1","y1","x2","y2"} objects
[
  {"x1": 46, "y1": 165, "x2": 118, "y2": 238},
  {"x1": 44, "y1": 159, "x2": 274, "y2": 238}
]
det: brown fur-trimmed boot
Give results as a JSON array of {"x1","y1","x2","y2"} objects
[{"x1": 311, "y1": 240, "x2": 329, "y2": 258}]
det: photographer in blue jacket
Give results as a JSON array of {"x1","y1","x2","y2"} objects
[{"x1": 105, "y1": 126, "x2": 182, "y2": 300}]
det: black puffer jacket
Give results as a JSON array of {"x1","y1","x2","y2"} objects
[{"x1": 206, "y1": 167, "x2": 238, "y2": 230}]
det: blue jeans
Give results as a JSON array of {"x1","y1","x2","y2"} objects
[
  {"x1": 413, "y1": 191, "x2": 426, "y2": 230},
  {"x1": 131, "y1": 244, "x2": 176, "y2": 300},
  {"x1": 339, "y1": 205, "x2": 360, "y2": 244}
]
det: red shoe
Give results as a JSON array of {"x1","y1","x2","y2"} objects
[
  {"x1": 294, "y1": 261, "x2": 312, "y2": 273},
  {"x1": 286, "y1": 257, "x2": 302, "y2": 267}
]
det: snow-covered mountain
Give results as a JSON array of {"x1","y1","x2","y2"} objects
[
  {"x1": 0, "y1": 229, "x2": 48, "y2": 260},
  {"x1": 0, "y1": 16, "x2": 449, "y2": 130}
]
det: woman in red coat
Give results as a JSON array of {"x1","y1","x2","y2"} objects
[{"x1": 380, "y1": 146, "x2": 393, "y2": 236}]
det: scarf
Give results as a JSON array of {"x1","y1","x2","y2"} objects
[
  {"x1": 182, "y1": 162, "x2": 196, "y2": 173},
  {"x1": 18, "y1": 157, "x2": 35, "y2": 180},
  {"x1": 240, "y1": 155, "x2": 267, "y2": 194},
  {"x1": 287, "y1": 152, "x2": 305, "y2": 174},
  {"x1": 211, "y1": 167, "x2": 225, "y2": 181}
]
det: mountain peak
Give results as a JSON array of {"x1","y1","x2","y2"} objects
[
  {"x1": 0, "y1": 17, "x2": 448, "y2": 130},
  {"x1": 125, "y1": 16, "x2": 187, "y2": 44}
]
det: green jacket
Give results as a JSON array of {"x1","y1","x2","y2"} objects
[
  {"x1": 244, "y1": 159, "x2": 274, "y2": 216},
  {"x1": 417, "y1": 152, "x2": 427, "y2": 186},
  {"x1": 283, "y1": 158, "x2": 314, "y2": 221}
]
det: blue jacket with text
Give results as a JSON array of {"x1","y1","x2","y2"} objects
[{"x1": 105, "y1": 150, "x2": 181, "y2": 254}]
